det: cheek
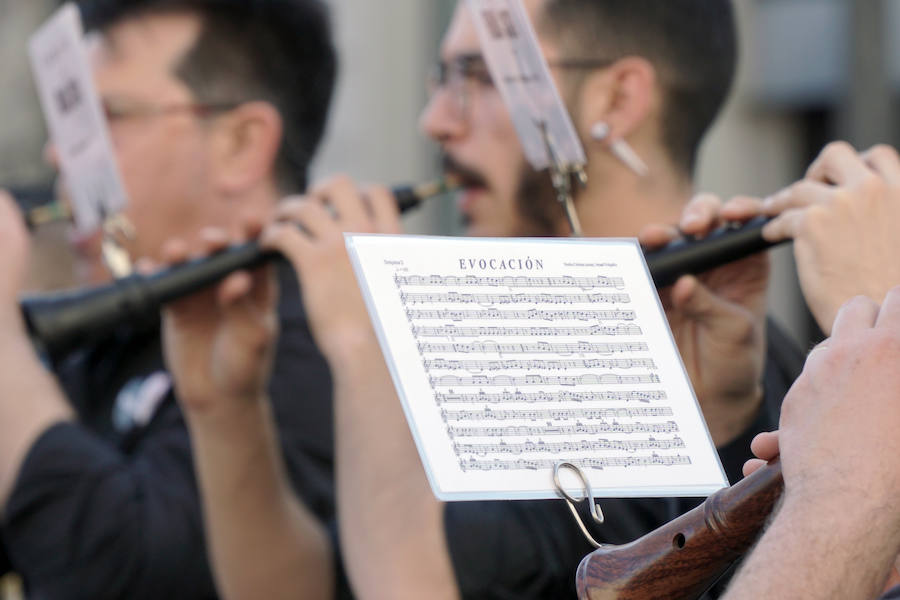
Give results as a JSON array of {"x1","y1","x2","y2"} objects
[
  {"x1": 474, "y1": 101, "x2": 526, "y2": 194},
  {"x1": 115, "y1": 127, "x2": 206, "y2": 204},
  {"x1": 112, "y1": 128, "x2": 173, "y2": 198},
  {"x1": 112, "y1": 129, "x2": 209, "y2": 258}
]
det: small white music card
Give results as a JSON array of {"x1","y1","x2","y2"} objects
[
  {"x1": 345, "y1": 235, "x2": 728, "y2": 502},
  {"x1": 466, "y1": 0, "x2": 586, "y2": 170},
  {"x1": 29, "y1": 3, "x2": 128, "y2": 233}
]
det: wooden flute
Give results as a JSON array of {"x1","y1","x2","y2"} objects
[{"x1": 576, "y1": 459, "x2": 784, "y2": 600}]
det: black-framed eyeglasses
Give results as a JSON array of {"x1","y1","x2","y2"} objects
[
  {"x1": 426, "y1": 54, "x2": 616, "y2": 122},
  {"x1": 101, "y1": 100, "x2": 242, "y2": 124}
]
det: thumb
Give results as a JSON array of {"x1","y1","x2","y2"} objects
[
  {"x1": 670, "y1": 275, "x2": 754, "y2": 341},
  {"x1": 0, "y1": 191, "x2": 30, "y2": 303},
  {"x1": 742, "y1": 458, "x2": 768, "y2": 478},
  {"x1": 217, "y1": 271, "x2": 277, "y2": 358}
]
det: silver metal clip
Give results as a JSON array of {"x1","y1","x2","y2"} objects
[
  {"x1": 101, "y1": 214, "x2": 136, "y2": 278},
  {"x1": 536, "y1": 120, "x2": 586, "y2": 238},
  {"x1": 553, "y1": 461, "x2": 605, "y2": 549}
]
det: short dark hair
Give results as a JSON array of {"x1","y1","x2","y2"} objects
[
  {"x1": 539, "y1": 0, "x2": 737, "y2": 176},
  {"x1": 79, "y1": 0, "x2": 337, "y2": 193}
]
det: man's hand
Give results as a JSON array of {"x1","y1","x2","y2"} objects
[
  {"x1": 741, "y1": 430, "x2": 779, "y2": 477},
  {"x1": 0, "y1": 191, "x2": 74, "y2": 507},
  {"x1": 777, "y1": 291, "x2": 900, "y2": 518},
  {"x1": 639, "y1": 194, "x2": 768, "y2": 446},
  {"x1": 0, "y1": 191, "x2": 30, "y2": 327},
  {"x1": 721, "y1": 142, "x2": 900, "y2": 335},
  {"x1": 724, "y1": 289, "x2": 900, "y2": 600},
  {"x1": 159, "y1": 221, "x2": 333, "y2": 600},
  {"x1": 261, "y1": 176, "x2": 402, "y2": 363},
  {"x1": 264, "y1": 178, "x2": 458, "y2": 598},
  {"x1": 161, "y1": 222, "x2": 278, "y2": 414}
]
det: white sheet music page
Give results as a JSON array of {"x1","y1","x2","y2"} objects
[
  {"x1": 346, "y1": 235, "x2": 728, "y2": 502},
  {"x1": 29, "y1": 3, "x2": 129, "y2": 234},
  {"x1": 466, "y1": 0, "x2": 585, "y2": 170}
]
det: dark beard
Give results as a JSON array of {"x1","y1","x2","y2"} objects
[
  {"x1": 441, "y1": 153, "x2": 568, "y2": 236},
  {"x1": 513, "y1": 165, "x2": 568, "y2": 237}
]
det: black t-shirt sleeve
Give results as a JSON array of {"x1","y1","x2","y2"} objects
[{"x1": 2, "y1": 415, "x2": 216, "y2": 600}]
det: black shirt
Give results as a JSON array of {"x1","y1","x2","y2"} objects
[{"x1": 1, "y1": 265, "x2": 335, "y2": 600}]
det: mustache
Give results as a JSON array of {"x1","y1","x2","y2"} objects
[{"x1": 440, "y1": 154, "x2": 489, "y2": 189}]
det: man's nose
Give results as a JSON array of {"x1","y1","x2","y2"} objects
[{"x1": 419, "y1": 88, "x2": 468, "y2": 144}]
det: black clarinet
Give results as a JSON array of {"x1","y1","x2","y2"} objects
[{"x1": 21, "y1": 215, "x2": 782, "y2": 359}]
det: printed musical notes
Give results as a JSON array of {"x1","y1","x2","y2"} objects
[
  {"x1": 394, "y1": 273, "x2": 626, "y2": 289},
  {"x1": 406, "y1": 308, "x2": 636, "y2": 322},
  {"x1": 411, "y1": 324, "x2": 643, "y2": 337},
  {"x1": 346, "y1": 235, "x2": 728, "y2": 500},
  {"x1": 429, "y1": 373, "x2": 660, "y2": 387},
  {"x1": 418, "y1": 341, "x2": 649, "y2": 355},
  {"x1": 459, "y1": 454, "x2": 693, "y2": 472},
  {"x1": 447, "y1": 421, "x2": 680, "y2": 437},
  {"x1": 400, "y1": 291, "x2": 631, "y2": 305},
  {"x1": 453, "y1": 437, "x2": 687, "y2": 456},
  {"x1": 423, "y1": 358, "x2": 658, "y2": 372},
  {"x1": 440, "y1": 406, "x2": 674, "y2": 421},
  {"x1": 435, "y1": 390, "x2": 668, "y2": 405}
]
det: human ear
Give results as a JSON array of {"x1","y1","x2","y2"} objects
[{"x1": 210, "y1": 101, "x2": 283, "y2": 194}]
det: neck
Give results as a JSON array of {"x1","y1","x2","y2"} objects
[{"x1": 572, "y1": 150, "x2": 693, "y2": 238}]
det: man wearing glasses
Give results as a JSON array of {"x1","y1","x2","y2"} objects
[
  {"x1": 148, "y1": 1, "x2": 802, "y2": 598},
  {"x1": 0, "y1": 1, "x2": 338, "y2": 599},
  {"x1": 329, "y1": 1, "x2": 799, "y2": 595}
]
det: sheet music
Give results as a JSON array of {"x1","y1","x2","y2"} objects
[
  {"x1": 29, "y1": 3, "x2": 129, "y2": 233},
  {"x1": 346, "y1": 235, "x2": 727, "y2": 501},
  {"x1": 467, "y1": 0, "x2": 586, "y2": 169}
]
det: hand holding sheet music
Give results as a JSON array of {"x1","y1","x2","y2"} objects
[{"x1": 346, "y1": 235, "x2": 728, "y2": 501}]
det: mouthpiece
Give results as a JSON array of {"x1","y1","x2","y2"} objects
[
  {"x1": 393, "y1": 176, "x2": 461, "y2": 213},
  {"x1": 25, "y1": 201, "x2": 72, "y2": 229}
]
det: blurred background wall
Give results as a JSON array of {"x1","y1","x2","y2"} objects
[
  {"x1": 1, "y1": 0, "x2": 899, "y2": 348},
  {"x1": 0, "y1": 0, "x2": 55, "y2": 187}
]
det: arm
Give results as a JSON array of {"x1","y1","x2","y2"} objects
[
  {"x1": 726, "y1": 493, "x2": 897, "y2": 600},
  {"x1": 0, "y1": 191, "x2": 73, "y2": 507},
  {"x1": 184, "y1": 395, "x2": 330, "y2": 600},
  {"x1": 332, "y1": 334, "x2": 456, "y2": 600},
  {"x1": 263, "y1": 177, "x2": 459, "y2": 600},
  {"x1": 725, "y1": 292, "x2": 900, "y2": 599},
  {"x1": 161, "y1": 229, "x2": 332, "y2": 600}
]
